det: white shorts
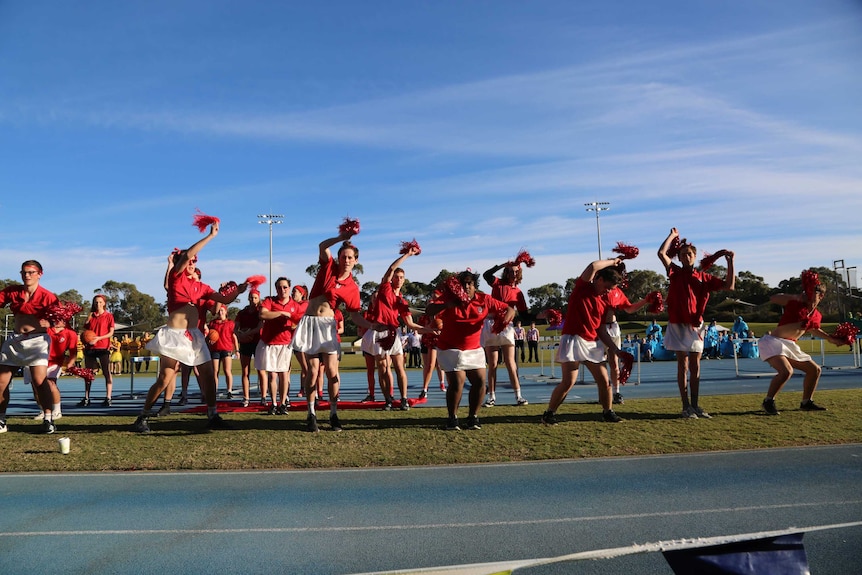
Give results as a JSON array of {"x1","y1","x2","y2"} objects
[
  {"x1": 146, "y1": 327, "x2": 211, "y2": 367},
  {"x1": 23, "y1": 363, "x2": 62, "y2": 383},
  {"x1": 605, "y1": 322, "x2": 622, "y2": 347},
  {"x1": 663, "y1": 323, "x2": 705, "y2": 353},
  {"x1": 0, "y1": 332, "x2": 50, "y2": 368},
  {"x1": 254, "y1": 340, "x2": 294, "y2": 372},
  {"x1": 291, "y1": 316, "x2": 339, "y2": 355},
  {"x1": 360, "y1": 328, "x2": 404, "y2": 356},
  {"x1": 758, "y1": 334, "x2": 812, "y2": 363},
  {"x1": 437, "y1": 348, "x2": 486, "y2": 372},
  {"x1": 555, "y1": 334, "x2": 605, "y2": 364},
  {"x1": 481, "y1": 318, "x2": 515, "y2": 348}
]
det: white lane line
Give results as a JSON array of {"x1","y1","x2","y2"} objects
[{"x1": 2, "y1": 500, "x2": 861, "y2": 538}]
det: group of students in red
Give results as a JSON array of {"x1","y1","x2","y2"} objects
[{"x1": 0, "y1": 220, "x2": 843, "y2": 436}]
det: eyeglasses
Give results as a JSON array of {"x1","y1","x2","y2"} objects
[
  {"x1": 20, "y1": 270, "x2": 40, "y2": 276},
  {"x1": 276, "y1": 284, "x2": 290, "y2": 290}
]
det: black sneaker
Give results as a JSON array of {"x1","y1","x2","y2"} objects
[
  {"x1": 226, "y1": 391, "x2": 234, "y2": 399},
  {"x1": 329, "y1": 414, "x2": 343, "y2": 432},
  {"x1": 101, "y1": 398, "x2": 112, "y2": 407},
  {"x1": 77, "y1": 398, "x2": 90, "y2": 407},
  {"x1": 400, "y1": 398, "x2": 410, "y2": 411},
  {"x1": 381, "y1": 401, "x2": 393, "y2": 411},
  {"x1": 361, "y1": 394, "x2": 375, "y2": 403},
  {"x1": 465, "y1": 415, "x2": 481, "y2": 430},
  {"x1": 42, "y1": 419, "x2": 56, "y2": 434},
  {"x1": 762, "y1": 398, "x2": 780, "y2": 415},
  {"x1": 418, "y1": 390, "x2": 427, "y2": 400},
  {"x1": 541, "y1": 411, "x2": 558, "y2": 426},
  {"x1": 205, "y1": 413, "x2": 233, "y2": 430},
  {"x1": 267, "y1": 404, "x2": 277, "y2": 415},
  {"x1": 134, "y1": 415, "x2": 151, "y2": 433},
  {"x1": 613, "y1": 392, "x2": 624, "y2": 405},
  {"x1": 800, "y1": 400, "x2": 827, "y2": 411},
  {"x1": 306, "y1": 413, "x2": 319, "y2": 433},
  {"x1": 602, "y1": 409, "x2": 622, "y2": 423},
  {"x1": 446, "y1": 416, "x2": 460, "y2": 431}
]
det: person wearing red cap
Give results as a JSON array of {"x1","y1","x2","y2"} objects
[{"x1": 81, "y1": 294, "x2": 115, "y2": 407}]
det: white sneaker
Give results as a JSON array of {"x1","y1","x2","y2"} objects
[
  {"x1": 0, "y1": 421, "x2": 7, "y2": 433},
  {"x1": 681, "y1": 407, "x2": 698, "y2": 419},
  {"x1": 33, "y1": 412, "x2": 45, "y2": 421},
  {"x1": 692, "y1": 406, "x2": 712, "y2": 419},
  {"x1": 53, "y1": 412, "x2": 62, "y2": 420}
]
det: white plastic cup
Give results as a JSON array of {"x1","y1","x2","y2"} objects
[{"x1": 58, "y1": 437, "x2": 70, "y2": 455}]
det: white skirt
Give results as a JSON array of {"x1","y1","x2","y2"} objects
[
  {"x1": 254, "y1": 340, "x2": 294, "y2": 372},
  {"x1": 480, "y1": 318, "x2": 515, "y2": 347},
  {"x1": 291, "y1": 316, "x2": 339, "y2": 355},
  {"x1": 437, "y1": 348, "x2": 486, "y2": 372},
  {"x1": 146, "y1": 327, "x2": 211, "y2": 366},
  {"x1": 663, "y1": 323, "x2": 705, "y2": 353},
  {"x1": 360, "y1": 328, "x2": 404, "y2": 356},
  {"x1": 758, "y1": 334, "x2": 812, "y2": 363},
  {"x1": 0, "y1": 332, "x2": 50, "y2": 367},
  {"x1": 555, "y1": 334, "x2": 605, "y2": 364}
]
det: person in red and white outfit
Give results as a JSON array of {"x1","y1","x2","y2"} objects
[
  {"x1": 30, "y1": 317, "x2": 79, "y2": 422},
  {"x1": 207, "y1": 304, "x2": 238, "y2": 400},
  {"x1": 81, "y1": 294, "x2": 115, "y2": 406},
  {"x1": 257, "y1": 277, "x2": 305, "y2": 414},
  {"x1": 426, "y1": 271, "x2": 514, "y2": 431},
  {"x1": 234, "y1": 288, "x2": 263, "y2": 407},
  {"x1": 0, "y1": 260, "x2": 59, "y2": 433}
]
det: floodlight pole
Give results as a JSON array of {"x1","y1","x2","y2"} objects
[
  {"x1": 585, "y1": 201, "x2": 610, "y2": 259},
  {"x1": 258, "y1": 214, "x2": 284, "y2": 297}
]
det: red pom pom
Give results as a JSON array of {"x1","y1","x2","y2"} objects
[
  {"x1": 801, "y1": 269, "x2": 820, "y2": 301},
  {"x1": 513, "y1": 249, "x2": 536, "y2": 268},
  {"x1": 699, "y1": 250, "x2": 726, "y2": 271},
  {"x1": 646, "y1": 291, "x2": 664, "y2": 314},
  {"x1": 612, "y1": 242, "x2": 639, "y2": 260},
  {"x1": 618, "y1": 351, "x2": 634, "y2": 384},
  {"x1": 399, "y1": 239, "x2": 422, "y2": 255},
  {"x1": 219, "y1": 281, "x2": 239, "y2": 298},
  {"x1": 39, "y1": 301, "x2": 83, "y2": 324},
  {"x1": 833, "y1": 322, "x2": 859, "y2": 347},
  {"x1": 67, "y1": 366, "x2": 97, "y2": 384},
  {"x1": 443, "y1": 275, "x2": 471, "y2": 305},
  {"x1": 377, "y1": 326, "x2": 399, "y2": 351},
  {"x1": 546, "y1": 309, "x2": 563, "y2": 328},
  {"x1": 192, "y1": 209, "x2": 220, "y2": 233},
  {"x1": 244, "y1": 275, "x2": 267, "y2": 288},
  {"x1": 492, "y1": 315, "x2": 509, "y2": 334},
  {"x1": 667, "y1": 236, "x2": 687, "y2": 259},
  {"x1": 338, "y1": 217, "x2": 361, "y2": 236}
]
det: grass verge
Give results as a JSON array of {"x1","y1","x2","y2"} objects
[{"x1": 1, "y1": 389, "x2": 860, "y2": 473}]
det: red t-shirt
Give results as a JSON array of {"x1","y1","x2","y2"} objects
[
  {"x1": 490, "y1": 278, "x2": 528, "y2": 314},
  {"x1": 605, "y1": 286, "x2": 632, "y2": 311},
  {"x1": 370, "y1": 281, "x2": 410, "y2": 326},
  {"x1": 85, "y1": 311, "x2": 115, "y2": 350},
  {"x1": 666, "y1": 264, "x2": 724, "y2": 326},
  {"x1": 561, "y1": 278, "x2": 609, "y2": 341},
  {"x1": 435, "y1": 292, "x2": 508, "y2": 351},
  {"x1": 207, "y1": 319, "x2": 236, "y2": 352},
  {"x1": 48, "y1": 327, "x2": 78, "y2": 366},
  {"x1": 0, "y1": 285, "x2": 58, "y2": 316},
  {"x1": 260, "y1": 297, "x2": 306, "y2": 345},
  {"x1": 167, "y1": 272, "x2": 215, "y2": 313},
  {"x1": 234, "y1": 305, "x2": 261, "y2": 344},
  {"x1": 309, "y1": 256, "x2": 361, "y2": 313},
  {"x1": 778, "y1": 299, "x2": 822, "y2": 333}
]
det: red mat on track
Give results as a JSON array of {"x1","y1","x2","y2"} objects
[{"x1": 182, "y1": 396, "x2": 427, "y2": 414}]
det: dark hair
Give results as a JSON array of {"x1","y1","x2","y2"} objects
[
  {"x1": 458, "y1": 270, "x2": 480, "y2": 288},
  {"x1": 338, "y1": 241, "x2": 359, "y2": 259},
  {"x1": 502, "y1": 265, "x2": 522, "y2": 285},
  {"x1": 21, "y1": 260, "x2": 43, "y2": 273},
  {"x1": 596, "y1": 267, "x2": 621, "y2": 285},
  {"x1": 275, "y1": 276, "x2": 291, "y2": 287}
]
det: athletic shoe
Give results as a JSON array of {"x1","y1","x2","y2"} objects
[
  {"x1": 306, "y1": 413, "x2": 319, "y2": 433},
  {"x1": 53, "y1": 411, "x2": 62, "y2": 420},
  {"x1": 483, "y1": 398, "x2": 496, "y2": 407},
  {"x1": 275, "y1": 404, "x2": 287, "y2": 415},
  {"x1": 439, "y1": 383, "x2": 446, "y2": 391},
  {"x1": 77, "y1": 398, "x2": 90, "y2": 407},
  {"x1": 205, "y1": 413, "x2": 232, "y2": 430},
  {"x1": 692, "y1": 406, "x2": 712, "y2": 419},
  {"x1": 418, "y1": 390, "x2": 427, "y2": 400},
  {"x1": 800, "y1": 400, "x2": 827, "y2": 411},
  {"x1": 329, "y1": 414, "x2": 343, "y2": 432},
  {"x1": 284, "y1": 397, "x2": 291, "y2": 408},
  {"x1": 134, "y1": 415, "x2": 151, "y2": 433},
  {"x1": 516, "y1": 397, "x2": 529, "y2": 406},
  {"x1": 400, "y1": 398, "x2": 410, "y2": 411},
  {"x1": 178, "y1": 396, "x2": 188, "y2": 406},
  {"x1": 602, "y1": 409, "x2": 622, "y2": 423},
  {"x1": 381, "y1": 401, "x2": 393, "y2": 411},
  {"x1": 241, "y1": 399, "x2": 250, "y2": 408},
  {"x1": 361, "y1": 394, "x2": 375, "y2": 403},
  {"x1": 762, "y1": 398, "x2": 780, "y2": 416},
  {"x1": 612, "y1": 392, "x2": 624, "y2": 405},
  {"x1": 0, "y1": 421, "x2": 6, "y2": 433},
  {"x1": 446, "y1": 416, "x2": 460, "y2": 431},
  {"x1": 33, "y1": 412, "x2": 46, "y2": 421},
  {"x1": 42, "y1": 420, "x2": 56, "y2": 434},
  {"x1": 465, "y1": 415, "x2": 481, "y2": 430},
  {"x1": 541, "y1": 411, "x2": 558, "y2": 426},
  {"x1": 681, "y1": 407, "x2": 698, "y2": 419},
  {"x1": 226, "y1": 391, "x2": 234, "y2": 399},
  {"x1": 101, "y1": 398, "x2": 112, "y2": 407},
  {"x1": 156, "y1": 404, "x2": 171, "y2": 417}
]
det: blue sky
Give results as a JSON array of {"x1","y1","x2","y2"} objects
[{"x1": 2, "y1": 0, "x2": 861, "y2": 302}]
